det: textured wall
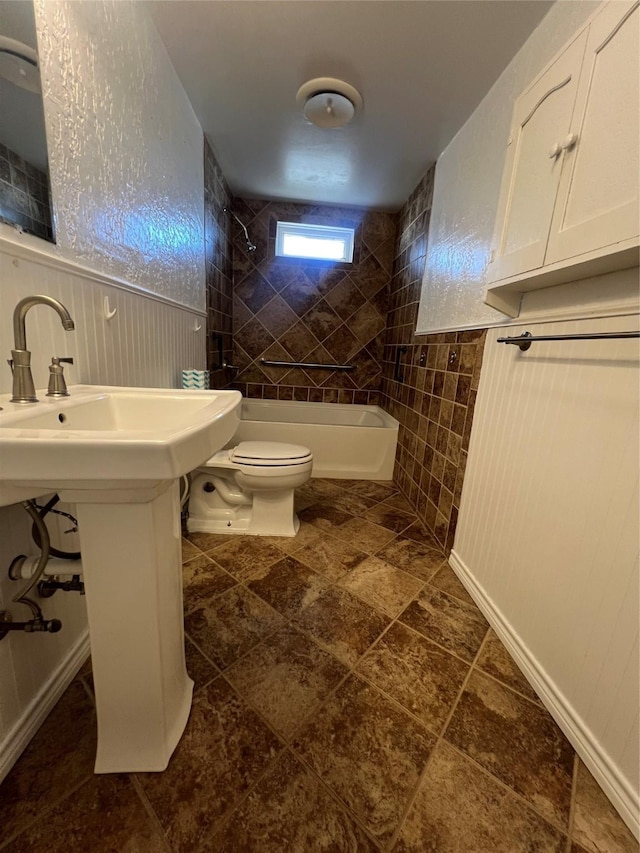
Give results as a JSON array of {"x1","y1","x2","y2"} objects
[
  {"x1": 231, "y1": 199, "x2": 396, "y2": 404},
  {"x1": 34, "y1": 0, "x2": 205, "y2": 311},
  {"x1": 416, "y1": 1, "x2": 600, "y2": 334},
  {"x1": 0, "y1": 144, "x2": 53, "y2": 242},
  {"x1": 382, "y1": 168, "x2": 485, "y2": 552},
  {"x1": 203, "y1": 139, "x2": 235, "y2": 389}
]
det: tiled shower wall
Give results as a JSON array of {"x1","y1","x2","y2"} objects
[
  {"x1": 203, "y1": 139, "x2": 234, "y2": 389},
  {"x1": 230, "y1": 200, "x2": 396, "y2": 403},
  {"x1": 382, "y1": 167, "x2": 486, "y2": 552},
  {"x1": 0, "y1": 144, "x2": 53, "y2": 242},
  {"x1": 205, "y1": 169, "x2": 484, "y2": 551}
]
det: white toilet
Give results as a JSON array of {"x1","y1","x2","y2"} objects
[{"x1": 187, "y1": 441, "x2": 313, "y2": 537}]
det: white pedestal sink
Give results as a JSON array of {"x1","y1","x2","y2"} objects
[{"x1": 0, "y1": 385, "x2": 242, "y2": 772}]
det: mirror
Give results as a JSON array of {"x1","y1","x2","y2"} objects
[{"x1": 0, "y1": 0, "x2": 54, "y2": 242}]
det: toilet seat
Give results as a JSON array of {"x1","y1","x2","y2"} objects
[{"x1": 230, "y1": 441, "x2": 313, "y2": 467}]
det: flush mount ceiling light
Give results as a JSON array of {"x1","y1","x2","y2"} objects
[
  {"x1": 296, "y1": 77, "x2": 363, "y2": 129},
  {"x1": 0, "y1": 36, "x2": 40, "y2": 94}
]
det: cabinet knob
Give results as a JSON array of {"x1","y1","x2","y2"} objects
[
  {"x1": 561, "y1": 133, "x2": 578, "y2": 150},
  {"x1": 548, "y1": 142, "x2": 561, "y2": 158}
]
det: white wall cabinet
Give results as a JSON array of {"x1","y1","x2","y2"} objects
[{"x1": 485, "y1": 0, "x2": 639, "y2": 317}]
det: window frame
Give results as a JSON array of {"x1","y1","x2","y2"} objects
[{"x1": 274, "y1": 220, "x2": 355, "y2": 264}]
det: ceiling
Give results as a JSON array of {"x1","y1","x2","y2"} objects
[{"x1": 146, "y1": 0, "x2": 554, "y2": 211}]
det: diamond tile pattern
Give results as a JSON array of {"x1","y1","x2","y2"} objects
[
  {"x1": 2, "y1": 479, "x2": 630, "y2": 851},
  {"x1": 204, "y1": 170, "x2": 486, "y2": 553},
  {"x1": 231, "y1": 200, "x2": 396, "y2": 404}
]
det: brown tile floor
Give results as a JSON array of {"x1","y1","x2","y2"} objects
[{"x1": 0, "y1": 478, "x2": 637, "y2": 853}]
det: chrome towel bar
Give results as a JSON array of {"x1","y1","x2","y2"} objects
[
  {"x1": 497, "y1": 330, "x2": 640, "y2": 352},
  {"x1": 260, "y1": 358, "x2": 354, "y2": 371}
]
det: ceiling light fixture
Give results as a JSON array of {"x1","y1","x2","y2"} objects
[
  {"x1": 296, "y1": 77, "x2": 363, "y2": 129},
  {"x1": 0, "y1": 36, "x2": 40, "y2": 94}
]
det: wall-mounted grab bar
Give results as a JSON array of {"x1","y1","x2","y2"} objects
[
  {"x1": 497, "y1": 330, "x2": 640, "y2": 352},
  {"x1": 393, "y1": 346, "x2": 407, "y2": 382},
  {"x1": 260, "y1": 358, "x2": 354, "y2": 371}
]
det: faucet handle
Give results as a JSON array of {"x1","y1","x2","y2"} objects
[{"x1": 46, "y1": 357, "x2": 73, "y2": 398}]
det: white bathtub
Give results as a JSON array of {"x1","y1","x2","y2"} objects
[{"x1": 231, "y1": 399, "x2": 399, "y2": 480}]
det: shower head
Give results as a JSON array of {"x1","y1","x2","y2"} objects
[{"x1": 224, "y1": 207, "x2": 257, "y2": 254}]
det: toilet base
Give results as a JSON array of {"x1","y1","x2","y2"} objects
[
  {"x1": 187, "y1": 472, "x2": 302, "y2": 537},
  {"x1": 187, "y1": 508, "x2": 301, "y2": 537}
]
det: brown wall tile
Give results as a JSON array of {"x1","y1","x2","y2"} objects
[
  {"x1": 206, "y1": 158, "x2": 486, "y2": 553},
  {"x1": 204, "y1": 139, "x2": 235, "y2": 389},
  {"x1": 0, "y1": 143, "x2": 53, "y2": 242},
  {"x1": 380, "y1": 166, "x2": 486, "y2": 553},
  {"x1": 230, "y1": 200, "x2": 396, "y2": 404}
]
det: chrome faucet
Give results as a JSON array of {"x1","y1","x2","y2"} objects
[{"x1": 9, "y1": 296, "x2": 75, "y2": 403}]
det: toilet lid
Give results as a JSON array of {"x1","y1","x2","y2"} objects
[{"x1": 230, "y1": 441, "x2": 313, "y2": 466}]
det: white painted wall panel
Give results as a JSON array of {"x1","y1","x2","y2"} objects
[
  {"x1": 452, "y1": 313, "x2": 639, "y2": 834},
  {"x1": 416, "y1": 1, "x2": 599, "y2": 333},
  {"x1": 33, "y1": 0, "x2": 205, "y2": 311}
]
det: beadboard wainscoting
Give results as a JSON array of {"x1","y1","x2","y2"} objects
[
  {"x1": 0, "y1": 233, "x2": 206, "y2": 396},
  {"x1": 451, "y1": 313, "x2": 640, "y2": 838},
  {"x1": 0, "y1": 501, "x2": 90, "y2": 783},
  {"x1": 0, "y1": 232, "x2": 206, "y2": 781}
]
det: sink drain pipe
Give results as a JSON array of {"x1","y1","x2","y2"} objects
[{"x1": 0, "y1": 500, "x2": 62, "y2": 640}]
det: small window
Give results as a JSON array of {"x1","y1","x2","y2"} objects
[{"x1": 275, "y1": 221, "x2": 354, "y2": 263}]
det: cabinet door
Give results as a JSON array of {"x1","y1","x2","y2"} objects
[
  {"x1": 489, "y1": 31, "x2": 588, "y2": 282},
  {"x1": 546, "y1": 0, "x2": 639, "y2": 265}
]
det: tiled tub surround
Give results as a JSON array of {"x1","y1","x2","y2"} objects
[
  {"x1": 382, "y1": 167, "x2": 486, "y2": 551},
  {"x1": 0, "y1": 144, "x2": 53, "y2": 242},
  {"x1": 1, "y1": 480, "x2": 636, "y2": 852},
  {"x1": 203, "y1": 139, "x2": 234, "y2": 389},
  {"x1": 230, "y1": 198, "x2": 396, "y2": 404}
]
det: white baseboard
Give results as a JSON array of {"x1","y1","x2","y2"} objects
[
  {"x1": 449, "y1": 549, "x2": 639, "y2": 841},
  {"x1": 0, "y1": 629, "x2": 91, "y2": 784}
]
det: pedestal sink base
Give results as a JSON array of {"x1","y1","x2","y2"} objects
[
  {"x1": 67, "y1": 480, "x2": 193, "y2": 773},
  {"x1": 1, "y1": 384, "x2": 243, "y2": 771}
]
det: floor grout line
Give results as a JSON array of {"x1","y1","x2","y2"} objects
[
  {"x1": 285, "y1": 743, "x2": 385, "y2": 849},
  {"x1": 470, "y1": 659, "x2": 545, "y2": 709},
  {"x1": 442, "y1": 741, "x2": 574, "y2": 841},
  {"x1": 129, "y1": 774, "x2": 174, "y2": 853},
  {"x1": 384, "y1": 623, "x2": 492, "y2": 851},
  {"x1": 566, "y1": 752, "x2": 581, "y2": 852},
  {"x1": 0, "y1": 774, "x2": 94, "y2": 851}
]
